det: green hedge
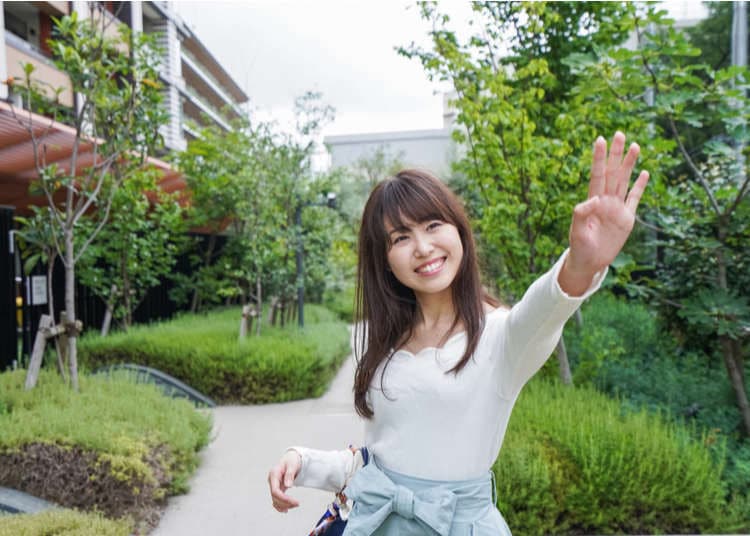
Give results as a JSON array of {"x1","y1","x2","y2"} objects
[
  {"x1": 0, "y1": 509, "x2": 133, "y2": 536},
  {"x1": 494, "y1": 380, "x2": 748, "y2": 535},
  {"x1": 0, "y1": 369, "x2": 212, "y2": 532},
  {"x1": 78, "y1": 304, "x2": 351, "y2": 404}
]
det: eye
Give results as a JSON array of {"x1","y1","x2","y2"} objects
[
  {"x1": 392, "y1": 235, "x2": 408, "y2": 244},
  {"x1": 426, "y1": 221, "x2": 443, "y2": 231}
]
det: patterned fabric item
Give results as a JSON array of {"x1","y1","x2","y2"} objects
[{"x1": 308, "y1": 447, "x2": 370, "y2": 536}]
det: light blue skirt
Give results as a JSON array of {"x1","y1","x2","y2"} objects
[{"x1": 342, "y1": 456, "x2": 512, "y2": 536}]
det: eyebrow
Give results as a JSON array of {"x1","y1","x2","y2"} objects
[{"x1": 388, "y1": 226, "x2": 411, "y2": 236}]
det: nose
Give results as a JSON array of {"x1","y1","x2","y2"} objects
[{"x1": 413, "y1": 231, "x2": 434, "y2": 257}]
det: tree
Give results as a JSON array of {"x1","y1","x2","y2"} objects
[
  {"x1": 400, "y1": 1, "x2": 635, "y2": 383},
  {"x1": 568, "y1": 5, "x2": 750, "y2": 435},
  {"x1": 173, "y1": 92, "x2": 340, "y2": 328},
  {"x1": 77, "y1": 168, "x2": 185, "y2": 335},
  {"x1": 11, "y1": 7, "x2": 167, "y2": 390}
]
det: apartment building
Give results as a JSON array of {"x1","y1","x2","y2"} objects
[
  {"x1": 0, "y1": 1, "x2": 248, "y2": 370},
  {"x1": 0, "y1": 1, "x2": 248, "y2": 153}
]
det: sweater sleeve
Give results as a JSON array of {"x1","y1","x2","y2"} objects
[
  {"x1": 495, "y1": 249, "x2": 607, "y2": 399},
  {"x1": 286, "y1": 447, "x2": 357, "y2": 492}
]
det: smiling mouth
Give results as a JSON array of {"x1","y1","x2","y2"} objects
[{"x1": 415, "y1": 257, "x2": 446, "y2": 275}]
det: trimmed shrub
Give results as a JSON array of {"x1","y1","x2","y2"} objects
[
  {"x1": 0, "y1": 369, "x2": 212, "y2": 532},
  {"x1": 0, "y1": 509, "x2": 133, "y2": 536},
  {"x1": 78, "y1": 304, "x2": 351, "y2": 404},
  {"x1": 494, "y1": 380, "x2": 745, "y2": 535}
]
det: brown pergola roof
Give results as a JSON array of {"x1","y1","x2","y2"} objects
[{"x1": 0, "y1": 100, "x2": 186, "y2": 214}]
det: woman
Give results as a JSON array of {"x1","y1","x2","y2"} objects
[{"x1": 268, "y1": 132, "x2": 650, "y2": 535}]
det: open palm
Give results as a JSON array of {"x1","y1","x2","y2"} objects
[{"x1": 568, "y1": 132, "x2": 650, "y2": 274}]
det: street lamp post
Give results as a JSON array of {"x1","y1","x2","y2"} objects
[{"x1": 296, "y1": 192, "x2": 337, "y2": 328}]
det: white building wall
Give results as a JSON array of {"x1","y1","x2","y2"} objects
[{"x1": 325, "y1": 128, "x2": 457, "y2": 179}]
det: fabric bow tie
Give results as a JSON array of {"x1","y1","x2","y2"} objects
[{"x1": 342, "y1": 463, "x2": 458, "y2": 536}]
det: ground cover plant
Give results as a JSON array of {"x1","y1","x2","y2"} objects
[
  {"x1": 78, "y1": 304, "x2": 350, "y2": 404},
  {"x1": 0, "y1": 369, "x2": 212, "y2": 533},
  {"x1": 0, "y1": 509, "x2": 133, "y2": 536},
  {"x1": 495, "y1": 379, "x2": 748, "y2": 535}
]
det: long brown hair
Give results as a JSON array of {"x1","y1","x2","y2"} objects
[{"x1": 353, "y1": 169, "x2": 497, "y2": 419}]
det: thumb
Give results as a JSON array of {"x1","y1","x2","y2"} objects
[{"x1": 573, "y1": 196, "x2": 599, "y2": 221}]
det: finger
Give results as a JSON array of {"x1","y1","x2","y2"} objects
[
  {"x1": 283, "y1": 466, "x2": 296, "y2": 489},
  {"x1": 616, "y1": 143, "x2": 640, "y2": 199},
  {"x1": 589, "y1": 136, "x2": 607, "y2": 198},
  {"x1": 268, "y1": 468, "x2": 287, "y2": 500},
  {"x1": 625, "y1": 170, "x2": 650, "y2": 213},
  {"x1": 605, "y1": 131, "x2": 626, "y2": 196}
]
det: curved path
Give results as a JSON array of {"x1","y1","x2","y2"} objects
[{"x1": 152, "y1": 354, "x2": 364, "y2": 535}]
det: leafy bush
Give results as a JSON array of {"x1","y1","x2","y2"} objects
[
  {"x1": 0, "y1": 369, "x2": 211, "y2": 531},
  {"x1": 0, "y1": 509, "x2": 133, "y2": 536},
  {"x1": 494, "y1": 380, "x2": 747, "y2": 535},
  {"x1": 78, "y1": 304, "x2": 350, "y2": 404},
  {"x1": 323, "y1": 284, "x2": 355, "y2": 323},
  {"x1": 561, "y1": 291, "x2": 750, "y2": 523}
]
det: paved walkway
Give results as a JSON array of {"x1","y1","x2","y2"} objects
[{"x1": 151, "y1": 354, "x2": 364, "y2": 536}]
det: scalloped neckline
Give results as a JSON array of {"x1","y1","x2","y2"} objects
[{"x1": 391, "y1": 307, "x2": 505, "y2": 358}]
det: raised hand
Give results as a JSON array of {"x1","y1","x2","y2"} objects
[{"x1": 559, "y1": 131, "x2": 650, "y2": 296}]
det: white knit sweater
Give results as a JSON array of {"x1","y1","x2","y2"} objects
[{"x1": 290, "y1": 250, "x2": 606, "y2": 490}]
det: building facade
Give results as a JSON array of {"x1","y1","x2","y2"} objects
[
  {"x1": 0, "y1": 1, "x2": 248, "y2": 153},
  {"x1": 0, "y1": 1, "x2": 248, "y2": 371},
  {"x1": 324, "y1": 92, "x2": 460, "y2": 179}
]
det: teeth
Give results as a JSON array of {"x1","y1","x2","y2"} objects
[{"x1": 417, "y1": 258, "x2": 445, "y2": 274}]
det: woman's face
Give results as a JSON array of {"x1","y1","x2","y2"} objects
[{"x1": 385, "y1": 217, "x2": 464, "y2": 300}]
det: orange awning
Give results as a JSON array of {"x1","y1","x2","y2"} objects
[{"x1": 0, "y1": 100, "x2": 186, "y2": 213}]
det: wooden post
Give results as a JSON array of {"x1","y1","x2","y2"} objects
[
  {"x1": 249, "y1": 307, "x2": 258, "y2": 336},
  {"x1": 267, "y1": 297, "x2": 276, "y2": 325},
  {"x1": 239, "y1": 305, "x2": 250, "y2": 340},
  {"x1": 25, "y1": 315, "x2": 53, "y2": 390}
]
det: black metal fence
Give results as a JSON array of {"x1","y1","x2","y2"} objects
[
  {"x1": 1, "y1": 226, "x2": 229, "y2": 372},
  {"x1": 0, "y1": 207, "x2": 17, "y2": 371}
]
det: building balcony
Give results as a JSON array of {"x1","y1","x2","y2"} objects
[
  {"x1": 180, "y1": 85, "x2": 232, "y2": 132},
  {"x1": 4, "y1": 32, "x2": 73, "y2": 108},
  {"x1": 181, "y1": 48, "x2": 241, "y2": 120}
]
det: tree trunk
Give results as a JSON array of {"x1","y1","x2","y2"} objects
[
  {"x1": 58, "y1": 311, "x2": 70, "y2": 381},
  {"x1": 100, "y1": 284, "x2": 117, "y2": 336},
  {"x1": 556, "y1": 335, "x2": 573, "y2": 385},
  {"x1": 122, "y1": 257, "x2": 131, "y2": 330},
  {"x1": 47, "y1": 255, "x2": 66, "y2": 381},
  {"x1": 715, "y1": 242, "x2": 750, "y2": 435},
  {"x1": 721, "y1": 335, "x2": 750, "y2": 436},
  {"x1": 191, "y1": 233, "x2": 217, "y2": 313},
  {"x1": 64, "y1": 229, "x2": 79, "y2": 392}
]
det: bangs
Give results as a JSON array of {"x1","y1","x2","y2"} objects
[{"x1": 380, "y1": 174, "x2": 455, "y2": 233}]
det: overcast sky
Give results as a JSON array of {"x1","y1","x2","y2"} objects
[{"x1": 174, "y1": 1, "x2": 709, "y2": 139}]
